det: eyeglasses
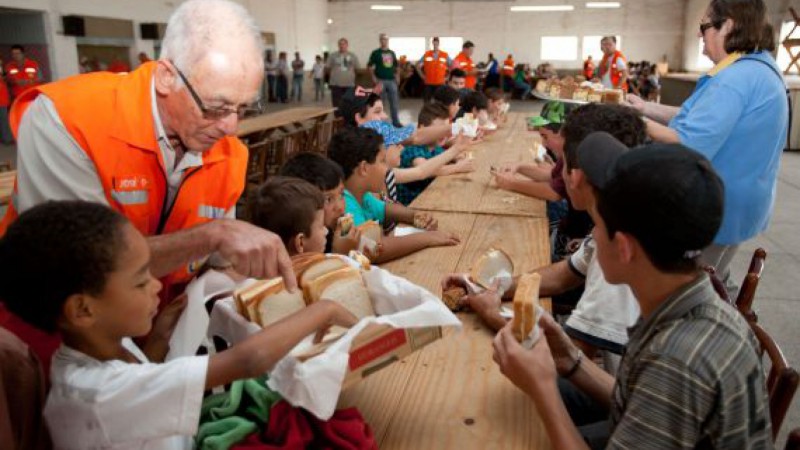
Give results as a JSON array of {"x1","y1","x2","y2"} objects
[
  {"x1": 699, "y1": 21, "x2": 717, "y2": 35},
  {"x1": 170, "y1": 60, "x2": 263, "y2": 120}
]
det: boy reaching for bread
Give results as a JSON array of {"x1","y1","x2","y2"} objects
[
  {"x1": 0, "y1": 201, "x2": 358, "y2": 448},
  {"x1": 327, "y1": 127, "x2": 461, "y2": 263}
]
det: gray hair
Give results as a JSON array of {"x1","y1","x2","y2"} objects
[{"x1": 160, "y1": 0, "x2": 264, "y2": 77}]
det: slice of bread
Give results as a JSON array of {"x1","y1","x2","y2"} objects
[
  {"x1": 357, "y1": 220, "x2": 382, "y2": 254},
  {"x1": 255, "y1": 279, "x2": 307, "y2": 327},
  {"x1": 299, "y1": 257, "x2": 350, "y2": 298},
  {"x1": 512, "y1": 273, "x2": 541, "y2": 342},
  {"x1": 234, "y1": 279, "x2": 271, "y2": 321},
  {"x1": 470, "y1": 248, "x2": 514, "y2": 290},
  {"x1": 307, "y1": 267, "x2": 375, "y2": 320},
  {"x1": 338, "y1": 214, "x2": 354, "y2": 237}
]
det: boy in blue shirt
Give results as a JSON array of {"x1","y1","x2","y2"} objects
[
  {"x1": 327, "y1": 127, "x2": 461, "y2": 262},
  {"x1": 398, "y1": 103, "x2": 473, "y2": 205}
]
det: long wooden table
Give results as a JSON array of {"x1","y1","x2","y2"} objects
[
  {"x1": 0, "y1": 170, "x2": 15, "y2": 207},
  {"x1": 339, "y1": 112, "x2": 553, "y2": 449},
  {"x1": 237, "y1": 106, "x2": 335, "y2": 138}
]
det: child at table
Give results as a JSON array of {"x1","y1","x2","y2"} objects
[
  {"x1": 0, "y1": 201, "x2": 357, "y2": 449},
  {"x1": 455, "y1": 90, "x2": 489, "y2": 124},
  {"x1": 327, "y1": 127, "x2": 461, "y2": 263},
  {"x1": 247, "y1": 176, "x2": 329, "y2": 256},
  {"x1": 397, "y1": 103, "x2": 474, "y2": 206},
  {"x1": 432, "y1": 85, "x2": 461, "y2": 121},
  {"x1": 279, "y1": 152, "x2": 361, "y2": 255},
  {"x1": 485, "y1": 87, "x2": 508, "y2": 126}
]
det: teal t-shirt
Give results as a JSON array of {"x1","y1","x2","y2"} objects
[
  {"x1": 368, "y1": 48, "x2": 398, "y2": 81},
  {"x1": 344, "y1": 189, "x2": 386, "y2": 225},
  {"x1": 397, "y1": 145, "x2": 445, "y2": 206}
]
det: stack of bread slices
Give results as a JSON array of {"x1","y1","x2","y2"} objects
[{"x1": 234, "y1": 253, "x2": 376, "y2": 328}]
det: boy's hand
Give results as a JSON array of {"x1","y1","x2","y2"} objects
[
  {"x1": 463, "y1": 280, "x2": 502, "y2": 316},
  {"x1": 493, "y1": 321, "x2": 558, "y2": 397},
  {"x1": 452, "y1": 132, "x2": 472, "y2": 151},
  {"x1": 423, "y1": 230, "x2": 461, "y2": 248},
  {"x1": 538, "y1": 312, "x2": 582, "y2": 376},
  {"x1": 313, "y1": 300, "x2": 359, "y2": 343},
  {"x1": 453, "y1": 158, "x2": 475, "y2": 174},
  {"x1": 413, "y1": 212, "x2": 438, "y2": 231},
  {"x1": 498, "y1": 163, "x2": 519, "y2": 174},
  {"x1": 492, "y1": 170, "x2": 516, "y2": 190},
  {"x1": 332, "y1": 222, "x2": 362, "y2": 254},
  {"x1": 151, "y1": 293, "x2": 188, "y2": 342}
]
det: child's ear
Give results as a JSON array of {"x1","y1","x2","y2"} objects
[
  {"x1": 614, "y1": 231, "x2": 635, "y2": 265},
  {"x1": 292, "y1": 233, "x2": 305, "y2": 254},
  {"x1": 61, "y1": 294, "x2": 98, "y2": 329},
  {"x1": 358, "y1": 160, "x2": 369, "y2": 176}
]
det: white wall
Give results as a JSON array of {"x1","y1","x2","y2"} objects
[
  {"x1": 328, "y1": 0, "x2": 686, "y2": 70},
  {"x1": 0, "y1": 0, "x2": 329, "y2": 79}
]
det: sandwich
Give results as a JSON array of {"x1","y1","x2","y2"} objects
[
  {"x1": 413, "y1": 213, "x2": 429, "y2": 229},
  {"x1": 348, "y1": 250, "x2": 372, "y2": 270},
  {"x1": 338, "y1": 214, "x2": 354, "y2": 237},
  {"x1": 442, "y1": 285, "x2": 467, "y2": 312},
  {"x1": 511, "y1": 273, "x2": 541, "y2": 342},
  {"x1": 470, "y1": 248, "x2": 514, "y2": 290},
  {"x1": 234, "y1": 277, "x2": 307, "y2": 327},
  {"x1": 307, "y1": 266, "x2": 375, "y2": 320},
  {"x1": 298, "y1": 256, "x2": 350, "y2": 298}
]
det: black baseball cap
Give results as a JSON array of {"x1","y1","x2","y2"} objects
[
  {"x1": 592, "y1": 138, "x2": 725, "y2": 264},
  {"x1": 338, "y1": 86, "x2": 380, "y2": 126}
]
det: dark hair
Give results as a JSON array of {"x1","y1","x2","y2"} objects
[
  {"x1": 461, "y1": 90, "x2": 488, "y2": 113},
  {"x1": 432, "y1": 85, "x2": 460, "y2": 106},
  {"x1": 708, "y1": 0, "x2": 775, "y2": 53},
  {"x1": 327, "y1": 127, "x2": 384, "y2": 179},
  {"x1": 463, "y1": 41, "x2": 474, "y2": 49},
  {"x1": 432, "y1": 37, "x2": 440, "y2": 42},
  {"x1": 248, "y1": 176, "x2": 324, "y2": 249},
  {"x1": 280, "y1": 152, "x2": 344, "y2": 191},
  {"x1": 601, "y1": 36, "x2": 617, "y2": 44},
  {"x1": 0, "y1": 201, "x2": 127, "y2": 333},
  {"x1": 418, "y1": 102, "x2": 450, "y2": 127},
  {"x1": 10, "y1": 44, "x2": 24, "y2": 52},
  {"x1": 449, "y1": 68, "x2": 467, "y2": 80},
  {"x1": 339, "y1": 91, "x2": 381, "y2": 127},
  {"x1": 485, "y1": 87, "x2": 505, "y2": 102},
  {"x1": 562, "y1": 104, "x2": 647, "y2": 170}
]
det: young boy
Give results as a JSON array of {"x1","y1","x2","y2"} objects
[
  {"x1": 0, "y1": 201, "x2": 358, "y2": 449},
  {"x1": 432, "y1": 85, "x2": 461, "y2": 121},
  {"x1": 455, "y1": 90, "x2": 488, "y2": 122},
  {"x1": 397, "y1": 103, "x2": 474, "y2": 205},
  {"x1": 248, "y1": 176, "x2": 328, "y2": 255},
  {"x1": 484, "y1": 87, "x2": 508, "y2": 125},
  {"x1": 327, "y1": 127, "x2": 461, "y2": 263},
  {"x1": 492, "y1": 135, "x2": 771, "y2": 449},
  {"x1": 280, "y1": 152, "x2": 360, "y2": 255}
]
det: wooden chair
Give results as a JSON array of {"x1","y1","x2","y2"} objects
[
  {"x1": 786, "y1": 428, "x2": 800, "y2": 450},
  {"x1": 703, "y1": 265, "x2": 732, "y2": 305},
  {"x1": 749, "y1": 321, "x2": 800, "y2": 440},
  {"x1": 736, "y1": 248, "x2": 767, "y2": 322},
  {"x1": 784, "y1": 7, "x2": 800, "y2": 74}
]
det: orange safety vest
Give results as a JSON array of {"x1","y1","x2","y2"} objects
[
  {"x1": 584, "y1": 60, "x2": 595, "y2": 79},
  {"x1": 422, "y1": 50, "x2": 449, "y2": 86},
  {"x1": 0, "y1": 73, "x2": 8, "y2": 107},
  {"x1": 453, "y1": 52, "x2": 476, "y2": 89},
  {"x1": 502, "y1": 57, "x2": 515, "y2": 77},
  {"x1": 5, "y1": 59, "x2": 41, "y2": 98},
  {"x1": 0, "y1": 62, "x2": 248, "y2": 301},
  {"x1": 598, "y1": 50, "x2": 628, "y2": 90}
]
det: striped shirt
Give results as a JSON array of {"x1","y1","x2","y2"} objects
[
  {"x1": 608, "y1": 275, "x2": 772, "y2": 449},
  {"x1": 383, "y1": 169, "x2": 397, "y2": 232}
]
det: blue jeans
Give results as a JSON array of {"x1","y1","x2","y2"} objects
[
  {"x1": 0, "y1": 106, "x2": 12, "y2": 144},
  {"x1": 276, "y1": 76, "x2": 288, "y2": 103},
  {"x1": 515, "y1": 79, "x2": 532, "y2": 99},
  {"x1": 291, "y1": 75, "x2": 303, "y2": 101},
  {"x1": 314, "y1": 78, "x2": 324, "y2": 101},
  {"x1": 380, "y1": 79, "x2": 402, "y2": 126}
]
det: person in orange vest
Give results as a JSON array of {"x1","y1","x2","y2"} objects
[
  {"x1": 4, "y1": 45, "x2": 42, "y2": 100},
  {"x1": 107, "y1": 55, "x2": 131, "y2": 74},
  {"x1": 501, "y1": 54, "x2": 515, "y2": 92},
  {"x1": 452, "y1": 41, "x2": 478, "y2": 90},
  {"x1": 598, "y1": 36, "x2": 629, "y2": 90},
  {"x1": 417, "y1": 36, "x2": 451, "y2": 103},
  {"x1": 0, "y1": 0, "x2": 298, "y2": 367},
  {"x1": 0, "y1": 57, "x2": 12, "y2": 144},
  {"x1": 583, "y1": 55, "x2": 595, "y2": 80}
]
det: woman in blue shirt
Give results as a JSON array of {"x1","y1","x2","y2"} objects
[{"x1": 627, "y1": 0, "x2": 787, "y2": 296}]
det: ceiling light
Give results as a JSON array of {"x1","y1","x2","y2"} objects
[
  {"x1": 510, "y1": 5, "x2": 575, "y2": 12},
  {"x1": 586, "y1": 2, "x2": 621, "y2": 8},
  {"x1": 371, "y1": 5, "x2": 403, "y2": 11},
  {"x1": 327, "y1": 18, "x2": 333, "y2": 24}
]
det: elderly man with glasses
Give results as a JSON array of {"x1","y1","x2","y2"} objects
[{"x1": 0, "y1": 0, "x2": 295, "y2": 309}]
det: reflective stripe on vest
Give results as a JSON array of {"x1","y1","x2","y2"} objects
[
  {"x1": 8, "y1": 69, "x2": 18, "y2": 75},
  {"x1": 198, "y1": 204, "x2": 226, "y2": 219},
  {"x1": 111, "y1": 189, "x2": 148, "y2": 205}
]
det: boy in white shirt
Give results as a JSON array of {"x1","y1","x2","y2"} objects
[{"x1": 0, "y1": 201, "x2": 357, "y2": 449}]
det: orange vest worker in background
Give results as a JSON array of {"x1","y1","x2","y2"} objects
[
  {"x1": 4, "y1": 45, "x2": 41, "y2": 99},
  {"x1": 418, "y1": 37, "x2": 450, "y2": 103},
  {"x1": 598, "y1": 36, "x2": 629, "y2": 91},
  {"x1": 502, "y1": 55, "x2": 515, "y2": 77},
  {"x1": 453, "y1": 41, "x2": 477, "y2": 90}
]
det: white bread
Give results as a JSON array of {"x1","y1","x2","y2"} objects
[
  {"x1": 357, "y1": 221, "x2": 382, "y2": 254},
  {"x1": 307, "y1": 267, "x2": 375, "y2": 320},
  {"x1": 292, "y1": 252, "x2": 326, "y2": 285},
  {"x1": 338, "y1": 214, "x2": 354, "y2": 237},
  {"x1": 234, "y1": 279, "x2": 271, "y2": 321},
  {"x1": 298, "y1": 256, "x2": 349, "y2": 297},
  {"x1": 348, "y1": 250, "x2": 372, "y2": 270},
  {"x1": 470, "y1": 248, "x2": 514, "y2": 290},
  {"x1": 512, "y1": 273, "x2": 541, "y2": 342},
  {"x1": 255, "y1": 279, "x2": 307, "y2": 327}
]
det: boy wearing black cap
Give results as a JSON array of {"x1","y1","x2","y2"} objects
[{"x1": 493, "y1": 135, "x2": 771, "y2": 449}]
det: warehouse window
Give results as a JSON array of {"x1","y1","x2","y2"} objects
[
  {"x1": 541, "y1": 36, "x2": 579, "y2": 61},
  {"x1": 438, "y1": 37, "x2": 464, "y2": 57},
  {"x1": 389, "y1": 37, "x2": 426, "y2": 61}
]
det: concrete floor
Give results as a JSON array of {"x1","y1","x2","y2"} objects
[{"x1": 1, "y1": 94, "x2": 798, "y2": 444}]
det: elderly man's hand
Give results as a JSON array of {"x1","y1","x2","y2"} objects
[{"x1": 213, "y1": 219, "x2": 297, "y2": 290}]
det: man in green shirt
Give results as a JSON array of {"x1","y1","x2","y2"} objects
[{"x1": 368, "y1": 33, "x2": 402, "y2": 127}]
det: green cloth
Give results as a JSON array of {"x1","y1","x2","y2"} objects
[
  {"x1": 368, "y1": 48, "x2": 398, "y2": 80},
  {"x1": 196, "y1": 375, "x2": 282, "y2": 450}
]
